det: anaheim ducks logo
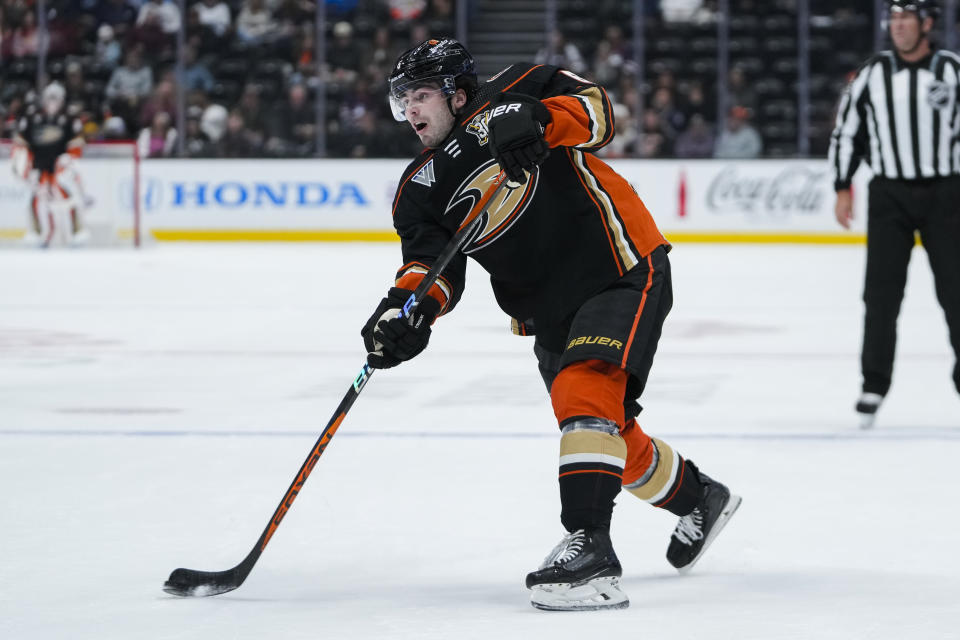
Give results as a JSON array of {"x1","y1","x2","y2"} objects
[
  {"x1": 466, "y1": 110, "x2": 490, "y2": 146},
  {"x1": 445, "y1": 160, "x2": 537, "y2": 254}
]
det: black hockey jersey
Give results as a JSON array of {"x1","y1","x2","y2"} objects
[
  {"x1": 16, "y1": 105, "x2": 83, "y2": 173},
  {"x1": 391, "y1": 63, "x2": 668, "y2": 331}
]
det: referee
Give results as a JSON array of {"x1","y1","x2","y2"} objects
[{"x1": 829, "y1": 0, "x2": 960, "y2": 427}]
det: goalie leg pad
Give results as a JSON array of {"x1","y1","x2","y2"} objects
[
  {"x1": 54, "y1": 153, "x2": 93, "y2": 213},
  {"x1": 10, "y1": 142, "x2": 33, "y2": 181}
]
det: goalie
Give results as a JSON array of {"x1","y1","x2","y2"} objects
[{"x1": 10, "y1": 82, "x2": 93, "y2": 247}]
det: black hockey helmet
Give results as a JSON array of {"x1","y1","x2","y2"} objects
[
  {"x1": 887, "y1": 0, "x2": 940, "y2": 20},
  {"x1": 388, "y1": 38, "x2": 477, "y2": 121}
]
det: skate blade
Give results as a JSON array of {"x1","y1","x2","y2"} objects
[
  {"x1": 676, "y1": 493, "x2": 743, "y2": 575},
  {"x1": 859, "y1": 413, "x2": 876, "y2": 429},
  {"x1": 530, "y1": 576, "x2": 629, "y2": 611}
]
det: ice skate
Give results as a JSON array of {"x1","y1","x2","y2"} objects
[
  {"x1": 69, "y1": 228, "x2": 91, "y2": 247},
  {"x1": 666, "y1": 474, "x2": 741, "y2": 573},
  {"x1": 526, "y1": 528, "x2": 629, "y2": 611},
  {"x1": 855, "y1": 392, "x2": 883, "y2": 429}
]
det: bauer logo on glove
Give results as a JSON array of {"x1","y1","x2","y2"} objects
[{"x1": 487, "y1": 92, "x2": 552, "y2": 185}]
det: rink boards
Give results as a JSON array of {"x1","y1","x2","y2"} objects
[{"x1": 0, "y1": 158, "x2": 870, "y2": 243}]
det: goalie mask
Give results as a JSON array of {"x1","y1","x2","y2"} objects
[
  {"x1": 41, "y1": 82, "x2": 66, "y2": 117},
  {"x1": 388, "y1": 38, "x2": 477, "y2": 121}
]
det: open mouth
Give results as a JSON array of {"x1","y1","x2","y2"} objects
[{"x1": 414, "y1": 122, "x2": 428, "y2": 132}]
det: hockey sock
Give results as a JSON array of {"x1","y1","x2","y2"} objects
[
  {"x1": 558, "y1": 418, "x2": 626, "y2": 531},
  {"x1": 552, "y1": 360, "x2": 629, "y2": 531},
  {"x1": 621, "y1": 420, "x2": 703, "y2": 516}
]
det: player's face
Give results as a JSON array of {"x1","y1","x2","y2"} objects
[
  {"x1": 889, "y1": 9, "x2": 927, "y2": 54},
  {"x1": 402, "y1": 86, "x2": 455, "y2": 148}
]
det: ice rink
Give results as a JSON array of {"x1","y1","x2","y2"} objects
[{"x1": 2, "y1": 242, "x2": 958, "y2": 639}]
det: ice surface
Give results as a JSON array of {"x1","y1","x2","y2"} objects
[{"x1": 1, "y1": 243, "x2": 958, "y2": 639}]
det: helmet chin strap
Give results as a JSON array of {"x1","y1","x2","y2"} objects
[
  {"x1": 899, "y1": 26, "x2": 930, "y2": 55},
  {"x1": 446, "y1": 95, "x2": 459, "y2": 118}
]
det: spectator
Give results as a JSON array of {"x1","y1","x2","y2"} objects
[
  {"x1": 266, "y1": 83, "x2": 315, "y2": 157},
  {"x1": 326, "y1": 0, "x2": 359, "y2": 17},
  {"x1": 134, "y1": 0, "x2": 181, "y2": 57},
  {"x1": 236, "y1": 0, "x2": 278, "y2": 47},
  {"x1": 649, "y1": 86, "x2": 686, "y2": 141},
  {"x1": 94, "y1": 24, "x2": 123, "y2": 69},
  {"x1": 674, "y1": 113, "x2": 715, "y2": 158},
  {"x1": 99, "y1": 115, "x2": 128, "y2": 140},
  {"x1": 603, "y1": 25, "x2": 632, "y2": 63},
  {"x1": 137, "y1": 110, "x2": 177, "y2": 157},
  {"x1": 327, "y1": 21, "x2": 362, "y2": 86},
  {"x1": 105, "y1": 47, "x2": 154, "y2": 130},
  {"x1": 638, "y1": 110, "x2": 669, "y2": 158},
  {"x1": 63, "y1": 59, "x2": 100, "y2": 121},
  {"x1": 713, "y1": 105, "x2": 762, "y2": 159},
  {"x1": 217, "y1": 108, "x2": 261, "y2": 157},
  {"x1": 192, "y1": 0, "x2": 231, "y2": 38},
  {"x1": 388, "y1": 0, "x2": 427, "y2": 22},
  {"x1": 9, "y1": 8, "x2": 39, "y2": 58},
  {"x1": 178, "y1": 43, "x2": 214, "y2": 92},
  {"x1": 680, "y1": 80, "x2": 712, "y2": 123},
  {"x1": 236, "y1": 82, "x2": 268, "y2": 147},
  {"x1": 597, "y1": 102, "x2": 638, "y2": 158},
  {"x1": 182, "y1": 105, "x2": 216, "y2": 157},
  {"x1": 136, "y1": 0, "x2": 182, "y2": 35},
  {"x1": 95, "y1": 0, "x2": 137, "y2": 42},
  {"x1": 138, "y1": 75, "x2": 178, "y2": 128},
  {"x1": 726, "y1": 66, "x2": 757, "y2": 113},
  {"x1": 535, "y1": 30, "x2": 587, "y2": 75},
  {"x1": 661, "y1": 0, "x2": 703, "y2": 22},
  {"x1": 274, "y1": 0, "x2": 315, "y2": 26},
  {"x1": 424, "y1": 0, "x2": 454, "y2": 34},
  {"x1": 592, "y1": 41, "x2": 623, "y2": 88},
  {"x1": 364, "y1": 26, "x2": 396, "y2": 79},
  {"x1": 200, "y1": 102, "x2": 228, "y2": 143}
]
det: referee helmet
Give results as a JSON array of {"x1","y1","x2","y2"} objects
[{"x1": 887, "y1": 0, "x2": 940, "y2": 21}]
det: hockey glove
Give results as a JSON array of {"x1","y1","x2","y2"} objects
[
  {"x1": 487, "y1": 92, "x2": 552, "y2": 184},
  {"x1": 361, "y1": 287, "x2": 442, "y2": 369}
]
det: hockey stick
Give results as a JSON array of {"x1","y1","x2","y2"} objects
[{"x1": 162, "y1": 168, "x2": 512, "y2": 597}]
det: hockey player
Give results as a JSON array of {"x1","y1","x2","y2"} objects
[
  {"x1": 10, "y1": 82, "x2": 93, "y2": 247},
  {"x1": 361, "y1": 39, "x2": 742, "y2": 611}
]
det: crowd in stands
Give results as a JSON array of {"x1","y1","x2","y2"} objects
[{"x1": 0, "y1": 0, "x2": 871, "y2": 159}]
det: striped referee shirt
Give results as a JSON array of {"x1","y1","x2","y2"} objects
[{"x1": 829, "y1": 49, "x2": 960, "y2": 189}]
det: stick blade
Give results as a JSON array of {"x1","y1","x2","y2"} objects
[{"x1": 163, "y1": 567, "x2": 243, "y2": 597}]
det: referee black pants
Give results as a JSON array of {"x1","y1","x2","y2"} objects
[{"x1": 863, "y1": 176, "x2": 960, "y2": 396}]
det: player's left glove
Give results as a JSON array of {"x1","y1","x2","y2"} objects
[
  {"x1": 361, "y1": 287, "x2": 442, "y2": 369},
  {"x1": 487, "y1": 92, "x2": 552, "y2": 184}
]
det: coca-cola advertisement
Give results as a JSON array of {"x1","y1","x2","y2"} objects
[
  {"x1": 705, "y1": 165, "x2": 827, "y2": 217},
  {"x1": 613, "y1": 159, "x2": 869, "y2": 236}
]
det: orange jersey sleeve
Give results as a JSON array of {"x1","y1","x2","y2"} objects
[{"x1": 542, "y1": 82, "x2": 614, "y2": 151}]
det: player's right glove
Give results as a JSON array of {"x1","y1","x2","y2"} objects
[
  {"x1": 486, "y1": 92, "x2": 552, "y2": 184},
  {"x1": 361, "y1": 287, "x2": 441, "y2": 369}
]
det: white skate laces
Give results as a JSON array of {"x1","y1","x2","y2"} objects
[
  {"x1": 541, "y1": 529, "x2": 586, "y2": 567},
  {"x1": 672, "y1": 509, "x2": 705, "y2": 546}
]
